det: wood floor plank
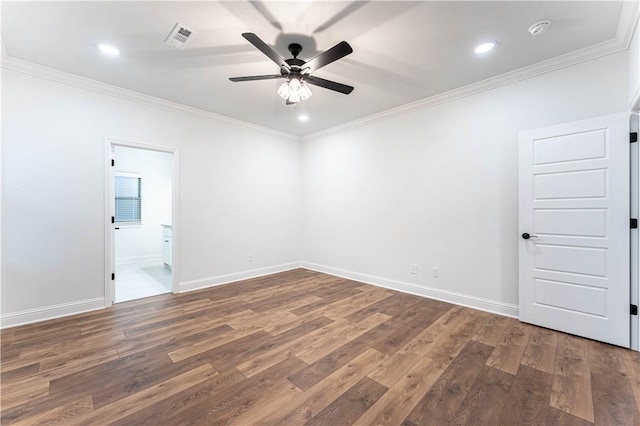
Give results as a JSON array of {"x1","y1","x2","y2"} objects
[
  {"x1": 11, "y1": 396, "x2": 94, "y2": 426},
  {"x1": 547, "y1": 407, "x2": 594, "y2": 426},
  {"x1": 258, "y1": 348, "x2": 388, "y2": 425},
  {"x1": 521, "y1": 326, "x2": 559, "y2": 374},
  {"x1": 111, "y1": 368, "x2": 248, "y2": 426},
  {"x1": 307, "y1": 376, "x2": 388, "y2": 426},
  {"x1": 497, "y1": 365, "x2": 552, "y2": 425},
  {"x1": 355, "y1": 355, "x2": 443, "y2": 426},
  {"x1": 235, "y1": 318, "x2": 349, "y2": 378},
  {"x1": 367, "y1": 351, "x2": 421, "y2": 388},
  {"x1": 422, "y1": 309, "x2": 483, "y2": 369},
  {"x1": 550, "y1": 334, "x2": 594, "y2": 423},
  {"x1": 296, "y1": 313, "x2": 391, "y2": 364},
  {"x1": 290, "y1": 286, "x2": 362, "y2": 316},
  {"x1": 448, "y1": 365, "x2": 514, "y2": 425},
  {"x1": 588, "y1": 340, "x2": 640, "y2": 425},
  {"x1": 0, "y1": 363, "x2": 40, "y2": 383},
  {"x1": 486, "y1": 320, "x2": 533, "y2": 375},
  {"x1": 372, "y1": 300, "x2": 450, "y2": 356},
  {"x1": 287, "y1": 321, "x2": 396, "y2": 391},
  {"x1": 167, "y1": 324, "x2": 261, "y2": 363},
  {"x1": 2, "y1": 269, "x2": 639, "y2": 425},
  {"x1": 0, "y1": 375, "x2": 50, "y2": 411},
  {"x1": 471, "y1": 311, "x2": 511, "y2": 346},
  {"x1": 622, "y1": 348, "x2": 640, "y2": 414},
  {"x1": 210, "y1": 316, "x2": 333, "y2": 373},
  {"x1": 228, "y1": 378, "x2": 303, "y2": 426},
  {"x1": 345, "y1": 293, "x2": 423, "y2": 323},
  {"x1": 365, "y1": 306, "x2": 476, "y2": 389},
  {"x1": 401, "y1": 340, "x2": 494, "y2": 426},
  {"x1": 163, "y1": 356, "x2": 307, "y2": 425},
  {"x1": 67, "y1": 363, "x2": 217, "y2": 424}
]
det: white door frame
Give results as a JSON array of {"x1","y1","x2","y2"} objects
[
  {"x1": 632, "y1": 112, "x2": 640, "y2": 351},
  {"x1": 104, "y1": 137, "x2": 180, "y2": 307}
]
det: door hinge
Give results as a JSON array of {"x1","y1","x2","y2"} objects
[
  {"x1": 631, "y1": 132, "x2": 638, "y2": 143},
  {"x1": 111, "y1": 159, "x2": 115, "y2": 166},
  {"x1": 111, "y1": 273, "x2": 115, "y2": 281},
  {"x1": 632, "y1": 218, "x2": 638, "y2": 229},
  {"x1": 111, "y1": 216, "x2": 115, "y2": 224},
  {"x1": 632, "y1": 304, "x2": 638, "y2": 316}
]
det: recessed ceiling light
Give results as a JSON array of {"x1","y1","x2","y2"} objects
[
  {"x1": 529, "y1": 20, "x2": 551, "y2": 36},
  {"x1": 298, "y1": 114, "x2": 309, "y2": 122},
  {"x1": 96, "y1": 42, "x2": 121, "y2": 56},
  {"x1": 474, "y1": 41, "x2": 496, "y2": 54}
]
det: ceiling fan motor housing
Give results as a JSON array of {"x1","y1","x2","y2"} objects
[{"x1": 288, "y1": 42, "x2": 303, "y2": 58}]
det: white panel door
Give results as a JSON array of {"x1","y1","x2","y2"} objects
[{"x1": 519, "y1": 113, "x2": 630, "y2": 347}]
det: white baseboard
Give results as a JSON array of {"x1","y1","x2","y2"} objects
[
  {"x1": 1, "y1": 262, "x2": 518, "y2": 329},
  {"x1": 178, "y1": 262, "x2": 303, "y2": 293},
  {"x1": 1, "y1": 297, "x2": 105, "y2": 329},
  {"x1": 301, "y1": 262, "x2": 519, "y2": 318},
  {"x1": 115, "y1": 254, "x2": 163, "y2": 265}
]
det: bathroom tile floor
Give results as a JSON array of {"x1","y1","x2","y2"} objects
[{"x1": 115, "y1": 260, "x2": 171, "y2": 303}]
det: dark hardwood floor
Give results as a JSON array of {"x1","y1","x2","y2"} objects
[{"x1": 1, "y1": 269, "x2": 639, "y2": 425}]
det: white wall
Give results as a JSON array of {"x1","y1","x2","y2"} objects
[
  {"x1": 302, "y1": 51, "x2": 629, "y2": 312},
  {"x1": 0, "y1": 47, "x2": 632, "y2": 325},
  {"x1": 1, "y1": 68, "x2": 302, "y2": 320},
  {"x1": 114, "y1": 146, "x2": 172, "y2": 264}
]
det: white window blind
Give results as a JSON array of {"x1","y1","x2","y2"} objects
[{"x1": 115, "y1": 174, "x2": 141, "y2": 223}]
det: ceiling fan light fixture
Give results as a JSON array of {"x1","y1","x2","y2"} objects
[
  {"x1": 277, "y1": 82, "x2": 291, "y2": 99},
  {"x1": 288, "y1": 90, "x2": 301, "y2": 103},
  {"x1": 289, "y1": 77, "x2": 301, "y2": 91},
  {"x1": 299, "y1": 82, "x2": 312, "y2": 101},
  {"x1": 277, "y1": 78, "x2": 312, "y2": 103}
]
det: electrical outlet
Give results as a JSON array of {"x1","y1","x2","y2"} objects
[
  {"x1": 410, "y1": 264, "x2": 417, "y2": 274},
  {"x1": 248, "y1": 253, "x2": 254, "y2": 262},
  {"x1": 432, "y1": 267, "x2": 439, "y2": 278}
]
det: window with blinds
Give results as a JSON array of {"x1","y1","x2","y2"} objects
[{"x1": 115, "y1": 174, "x2": 142, "y2": 223}]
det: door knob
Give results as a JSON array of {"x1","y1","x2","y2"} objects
[{"x1": 522, "y1": 233, "x2": 538, "y2": 240}]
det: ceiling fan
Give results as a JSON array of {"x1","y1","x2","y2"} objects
[{"x1": 229, "y1": 33, "x2": 354, "y2": 105}]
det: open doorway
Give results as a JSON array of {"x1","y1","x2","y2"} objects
[{"x1": 105, "y1": 139, "x2": 178, "y2": 304}]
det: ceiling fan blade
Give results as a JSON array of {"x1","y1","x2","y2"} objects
[
  {"x1": 304, "y1": 41, "x2": 353, "y2": 73},
  {"x1": 229, "y1": 74, "x2": 284, "y2": 82},
  {"x1": 304, "y1": 75, "x2": 354, "y2": 94},
  {"x1": 242, "y1": 33, "x2": 289, "y2": 71}
]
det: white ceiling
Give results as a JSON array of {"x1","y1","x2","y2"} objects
[{"x1": 1, "y1": 1, "x2": 632, "y2": 135}]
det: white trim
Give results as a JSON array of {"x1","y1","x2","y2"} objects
[
  {"x1": 1, "y1": 298, "x2": 105, "y2": 329},
  {"x1": 179, "y1": 262, "x2": 302, "y2": 293},
  {"x1": 301, "y1": 262, "x2": 519, "y2": 318},
  {"x1": 115, "y1": 254, "x2": 163, "y2": 266},
  {"x1": 1, "y1": 57, "x2": 299, "y2": 142},
  {"x1": 105, "y1": 138, "x2": 180, "y2": 307}
]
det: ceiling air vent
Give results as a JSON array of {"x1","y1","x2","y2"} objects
[{"x1": 164, "y1": 23, "x2": 194, "y2": 49}]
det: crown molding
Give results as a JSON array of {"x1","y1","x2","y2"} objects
[
  {"x1": 617, "y1": 0, "x2": 640, "y2": 48},
  {"x1": 304, "y1": 2, "x2": 639, "y2": 142},
  {"x1": 1, "y1": 56, "x2": 300, "y2": 142},
  {"x1": 3, "y1": 1, "x2": 637, "y2": 144}
]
